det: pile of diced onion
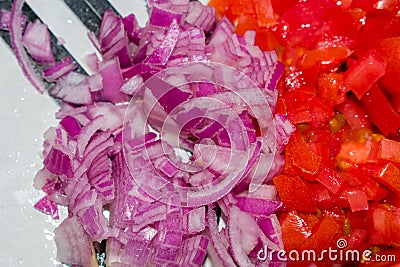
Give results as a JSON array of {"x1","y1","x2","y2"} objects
[{"x1": 1, "y1": 0, "x2": 295, "y2": 266}]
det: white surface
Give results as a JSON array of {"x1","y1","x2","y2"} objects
[
  {"x1": 0, "y1": 0, "x2": 213, "y2": 266},
  {"x1": 0, "y1": 38, "x2": 61, "y2": 266}
]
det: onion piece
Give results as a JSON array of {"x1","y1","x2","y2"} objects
[
  {"x1": 206, "y1": 209, "x2": 237, "y2": 267},
  {"x1": 33, "y1": 196, "x2": 59, "y2": 219},
  {"x1": 43, "y1": 56, "x2": 77, "y2": 82},
  {"x1": 0, "y1": 9, "x2": 26, "y2": 31},
  {"x1": 10, "y1": 0, "x2": 45, "y2": 93},
  {"x1": 21, "y1": 19, "x2": 55, "y2": 64},
  {"x1": 54, "y1": 216, "x2": 98, "y2": 267}
]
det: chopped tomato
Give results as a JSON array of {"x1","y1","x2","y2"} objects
[
  {"x1": 279, "y1": 211, "x2": 312, "y2": 251},
  {"x1": 361, "y1": 85, "x2": 400, "y2": 135},
  {"x1": 209, "y1": 0, "x2": 400, "y2": 263},
  {"x1": 336, "y1": 97, "x2": 371, "y2": 130},
  {"x1": 273, "y1": 175, "x2": 317, "y2": 212},
  {"x1": 286, "y1": 142, "x2": 322, "y2": 175},
  {"x1": 299, "y1": 47, "x2": 352, "y2": 73},
  {"x1": 343, "y1": 50, "x2": 387, "y2": 99},
  {"x1": 373, "y1": 163, "x2": 400, "y2": 196},
  {"x1": 369, "y1": 205, "x2": 392, "y2": 245},
  {"x1": 316, "y1": 166, "x2": 344, "y2": 194},
  {"x1": 375, "y1": 37, "x2": 400, "y2": 94},
  {"x1": 317, "y1": 73, "x2": 345, "y2": 107},
  {"x1": 253, "y1": 0, "x2": 276, "y2": 27},
  {"x1": 346, "y1": 188, "x2": 369, "y2": 212},
  {"x1": 368, "y1": 138, "x2": 400, "y2": 164},
  {"x1": 312, "y1": 213, "x2": 340, "y2": 249},
  {"x1": 337, "y1": 140, "x2": 373, "y2": 165}
]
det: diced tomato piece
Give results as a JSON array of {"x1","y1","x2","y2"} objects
[
  {"x1": 361, "y1": 85, "x2": 400, "y2": 136},
  {"x1": 327, "y1": 8, "x2": 365, "y2": 41},
  {"x1": 309, "y1": 98, "x2": 334, "y2": 130},
  {"x1": 317, "y1": 73, "x2": 345, "y2": 107},
  {"x1": 363, "y1": 178, "x2": 388, "y2": 201},
  {"x1": 346, "y1": 188, "x2": 369, "y2": 212},
  {"x1": 285, "y1": 66, "x2": 317, "y2": 91},
  {"x1": 235, "y1": 14, "x2": 258, "y2": 35},
  {"x1": 373, "y1": 163, "x2": 400, "y2": 196},
  {"x1": 343, "y1": 50, "x2": 387, "y2": 99},
  {"x1": 345, "y1": 229, "x2": 368, "y2": 251},
  {"x1": 270, "y1": 0, "x2": 298, "y2": 16},
  {"x1": 230, "y1": 0, "x2": 254, "y2": 15},
  {"x1": 283, "y1": 90, "x2": 313, "y2": 123},
  {"x1": 311, "y1": 142, "x2": 331, "y2": 166},
  {"x1": 374, "y1": 37, "x2": 400, "y2": 94},
  {"x1": 336, "y1": 97, "x2": 371, "y2": 130},
  {"x1": 369, "y1": 205, "x2": 392, "y2": 245},
  {"x1": 273, "y1": 175, "x2": 317, "y2": 212},
  {"x1": 340, "y1": 165, "x2": 369, "y2": 186},
  {"x1": 347, "y1": 210, "x2": 370, "y2": 231},
  {"x1": 380, "y1": 56, "x2": 400, "y2": 95},
  {"x1": 331, "y1": 128, "x2": 345, "y2": 157},
  {"x1": 310, "y1": 184, "x2": 333, "y2": 210},
  {"x1": 273, "y1": 0, "x2": 338, "y2": 49},
  {"x1": 288, "y1": 142, "x2": 322, "y2": 175},
  {"x1": 208, "y1": 0, "x2": 235, "y2": 17},
  {"x1": 253, "y1": 0, "x2": 276, "y2": 27},
  {"x1": 375, "y1": 37, "x2": 400, "y2": 59},
  {"x1": 300, "y1": 47, "x2": 352, "y2": 73},
  {"x1": 389, "y1": 94, "x2": 400, "y2": 112},
  {"x1": 337, "y1": 140, "x2": 373, "y2": 165},
  {"x1": 312, "y1": 214, "x2": 340, "y2": 249},
  {"x1": 368, "y1": 138, "x2": 400, "y2": 163},
  {"x1": 279, "y1": 211, "x2": 312, "y2": 251},
  {"x1": 255, "y1": 29, "x2": 282, "y2": 51},
  {"x1": 316, "y1": 166, "x2": 344, "y2": 194},
  {"x1": 391, "y1": 207, "x2": 400, "y2": 247},
  {"x1": 352, "y1": 0, "x2": 400, "y2": 14},
  {"x1": 284, "y1": 90, "x2": 333, "y2": 129}
]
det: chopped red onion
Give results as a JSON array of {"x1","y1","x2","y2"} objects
[
  {"x1": 43, "y1": 55, "x2": 77, "y2": 82},
  {"x1": 21, "y1": 19, "x2": 55, "y2": 64},
  {"x1": 15, "y1": 0, "x2": 294, "y2": 265}
]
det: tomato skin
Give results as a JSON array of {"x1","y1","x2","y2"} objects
[
  {"x1": 373, "y1": 163, "x2": 400, "y2": 197},
  {"x1": 283, "y1": 90, "x2": 333, "y2": 129},
  {"x1": 253, "y1": 0, "x2": 276, "y2": 28},
  {"x1": 336, "y1": 97, "x2": 371, "y2": 130},
  {"x1": 273, "y1": 0, "x2": 339, "y2": 49},
  {"x1": 279, "y1": 211, "x2": 312, "y2": 252},
  {"x1": 369, "y1": 138, "x2": 400, "y2": 164},
  {"x1": 270, "y1": 0, "x2": 297, "y2": 16},
  {"x1": 361, "y1": 85, "x2": 400, "y2": 136},
  {"x1": 310, "y1": 184, "x2": 333, "y2": 210},
  {"x1": 375, "y1": 37, "x2": 400, "y2": 94},
  {"x1": 316, "y1": 166, "x2": 344, "y2": 194},
  {"x1": 343, "y1": 50, "x2": 387, "y2": 99},
  {"x1": 317, "y1": 73, "x2": 345, "y2": 107},
  {"x1": 299, "y1": 47, "x2": 352, "y2": 73},
  {"x1": 312, "y1": 213, "x2": 340, "y2": 249},
  {"x1": 273, "y1": 175, "x2": 317, "y2": 212},
  {"x1": 208, "y1": 0, "x2": 235, "y2": 18},
  {"x1": 369, "y1": 205, "x2": 392, "y2": 245},
  {"x1": 363, "y1": 178, "x2": 388, "y2": 201},
  {"x1": 346, "y1": 188, "x2": 369, "y2": 212},
  {"x1": 287, "y1": 142, "x2": 322, "y2": 175}
]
